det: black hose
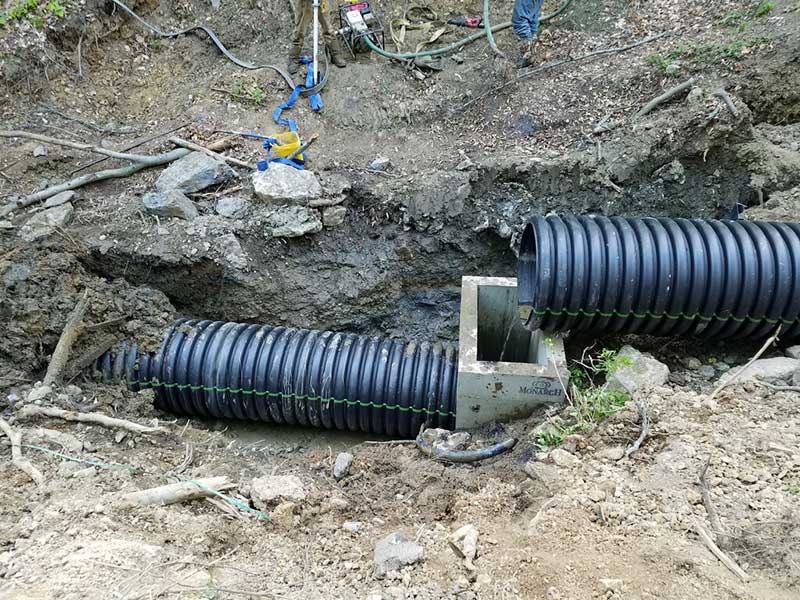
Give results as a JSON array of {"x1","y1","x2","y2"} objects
[
  {"x1": 98, "y1": 320, "x2": 457, "y2": 436},
  {"x1": 518, "y1": 214, "x2": 800, "y2": 340},
  {"x1": 415, "y1": 433, "x2": 517, "y2": 463}
]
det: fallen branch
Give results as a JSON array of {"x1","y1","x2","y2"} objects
[
  {"x1": 698, "y1": 458, "x2": 728, "y2": 544},
  {"x1": 119, "y1": 477, "x2": 234, "y2": 507},
  {"x1": 43, "y1": 290, "x2": 90, "y2": 387},
  {"x1": 695, "y1": 521, "x2": 749, "y2": 582},
  {"x1": 460, "y1": 32, "x2": 670, "y2": 111},
  {"x1": 625, "y1": 401, "x2": 650, "y2": 457},
  {"x1": 169, "y1": 137, "x2": 254, "y2": 170},
  {"x1": 40, "y1": 105, "x2": 137, "y2": 135},
  {"x1": 17, "y1": 405, "x2": 169, "y2": 434},
  {"x1": 635, "y1": 77, "x2": 695, "y2": 119},
  {"x1": 709, "y1": 325, "x2": 781, "y2": 400},
  {"x1": 0, "y1": 417, "x2": 45, "y2": 485},
  {"x1": 713, "y1": 88, "x2": 738, "y2": 117},
  {"x1": 0, "y1": 130, "x2": 176, "y2": 164}
]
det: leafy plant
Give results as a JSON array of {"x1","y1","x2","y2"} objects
[
  {"x1": 755, "y1": 2, "x2": 775, "y2": 17},
  {"x1": 233, "y1": 81, "x2": 266, "y2": 105}
]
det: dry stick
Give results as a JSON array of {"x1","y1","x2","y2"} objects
[
  {"x1": 698, "y1": 458, "x2": 727, "y2": 543},
  {"x1": 461, "y1": 32, "x2": 670, "y2": 111},
  {"x1": 43, "y1": 290, "x2": 90, "y2": 387},
  {"x1": 0, "y1": 130, "x2": 170, "y2": 164},
  {"x1": 286, "y1": 134, "x2": 319, "y2": 161},
  {"x1": 0, "y1": 417, "x2": 45, "y2": 485},
  {"x1": 70, "y1": 121, "x2": 192, "y2": 176},
  {"x1": 754, "y1": 380, "x2": 800, "y2": 393},
  {"x1": 17, "y1": 405, "x2": 169, "y2": 434},
  {"x1": 709, "y1": 325, "x2": 782, "y2": 401},
  {"x1": 169, "y1": 136, "x2": 254, "y2": 170},
  {"x1": 625, "y1": 401, "x2": 650, "y2": 457},
  {"x1": 635, "y1": 77, "x2": 696, "y2": 118},
  {"x1": 713, "y1": 88, "x2": 738, "y2": 117},
  {"x1": 119, "y1": 477, "x2": 234, "y2": 507},
  {"x1": 695, "y1": 522, "x2": 749, "y2": 582}
]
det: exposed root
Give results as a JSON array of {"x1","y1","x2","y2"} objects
[
  {"x1": 17, "y1": 405, "x2": 169, "y2": 434},
  {"x1": 0, "y1": 417, "x2": 45, "y2": 485}
]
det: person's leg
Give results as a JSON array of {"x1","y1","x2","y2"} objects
[
  {"x1": 288, "y1": 0, "x2": 312, "y2": 74},
  {"x1": 320, "y1": 3, "x2": 346, "y2": 67},
  {"x1": 512, "y1": 0, "x2": 535, "y2": 68},
  {"x1": 529, "y1": 0, "x2": 545, "y2": 40}
]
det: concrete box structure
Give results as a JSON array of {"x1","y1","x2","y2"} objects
[{"x1": 456, "y1": 276, "x2": 567, "y2": 429}]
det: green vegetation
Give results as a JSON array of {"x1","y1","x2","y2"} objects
[
  {"x1": 1, "y1": 0, "x2": 68, "y2": 28},
  {"x1": 535, "y1": 348, "x2": 632, "y2": 451},
  {"x1": 232, "y1": 82, "x2": 267, "y2": 105},
  {"x1": 755, "y1": 2, "x2": 775, "y2": 17},
  {"x1": 646, "y1": 36, "x2": 771, "y2": 76}
]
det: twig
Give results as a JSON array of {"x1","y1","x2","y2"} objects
[
  {"x1": 698, "y1": 458, "x2": 727, "y2": 542},
  {"x1": 635, "y1": 77, "x2": 695, "y2": 119},
  {"x1": 69, "y1": 121, "x2": 191, "y2": 175},
  {"x1": 625, "y1": 401, "x2": 650, "y2": 457},
  {"x1": 43, "y1": 290, "x2": 90, "y2": 387},
  {"x1": 0, "y1": 130, "x2": 171, "y2": 164},
  {"x1": 461, "y1": 32, "x2": 669, "y2": 111},
  {"x1": 0, "y1": 417, "x2": 45, "y2": 485},
  {"x1": 39, "y1": 105, "x2": 136, "y2": 135},
  {"x1": 695, "y1": 522, "x2": 749, "y2": 581},
  {"x1": 713, "y1": 88, "x2": 738, "y2": 117},
  {"x1": 0, "y1": 149, "x2": 189, "y2": 217},
  {"x1": 17, "y1": 405, "x2": 169, "y2": 434},
  {"x1": 753, "y1": 380, "x2": 800, "y2": 393},
  {"x1": 169, "y1": 137, "x2": 254, "y2": 170},
  {"x1": 286, "y1": 134, "x2": 319, "y2": 162},
  {"x1": 709, "y1": 325, "x2": 781, "y2": 400},
  {"x1": 119, "y1": 477, "x2": 234, "y2": 507},
  {"x1": 76, "y1": 35, "x2": 84, "y2": 78},
  {"x1": 170, "y1": 584, "x2": 277, "y2": 598}
]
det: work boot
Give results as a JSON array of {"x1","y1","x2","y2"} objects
[
  {"x1": 515, "y1": 40, "x2": 533, "y2": 69},
  {"x1": 327, "y1": 38, "x2": 347, "y2": 68},
  {"x1": 287, "y1": 42, "x2": 302, "y2": 75}
]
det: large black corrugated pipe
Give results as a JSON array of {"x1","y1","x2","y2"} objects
[
  {"x1": 518, "y1": 214, "x2": 800, "y2": 340},
  {"x1": 97, "y1": 320, "x2": 458, "y2": 436}
]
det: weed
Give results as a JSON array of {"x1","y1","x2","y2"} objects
[
  {"x1": 233, "y1": 81, "x2": 267, "y2": 105},
  {"x1": 755, "y1": 2, "x2": 775, "y2": 17},
  {"x1": 1, "y1": 0, "x2": 68, "y2": 28},
  {"x1": 535, "y1": 426, "x2": 564, "y2": 451},
  {"x1": 44, "y1": 0, "x2": 65, "y2": 18}
]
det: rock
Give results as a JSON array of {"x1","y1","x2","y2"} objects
[
  {"x1": 598, "y1": 578, "x2": 623, "y2": 592},
  {"x1": 664, "y1": 61, "x2": 682, "y2": 77},
  {"x1": 403, "y1": 171, "x2": 471, "y2": 226},
  {"x1": 215, "y1": 195, "x2": 247, "y2": 218},
  {"x1": 155, "y1": 151, "x2": 235, "y2": 193},
  {"x1": 43, "y1": 190, "x2": 76, "y2": 209},
  {"x1": 792, "y1": 370, "x2": 800, "y2": 387},
  {"x1": 333, "y1": 452, "x2": 353, "y2": 481},
  {"x1": 698, "y1": 365, "x2": 717, "y2": 380},
  {"x1": 685, "y1": 357, "x2": 702, "y2": 370},
  {"x1": 549, "y1": 448, "x2": 580, "y2": 468},
  {"x1": 65, "y1": 385, "x2": 83, "y2": 401},
  {"x1": 546, "y1": 587, "x2": 561, "y2": 600},
  {"x1": 369, "y1": 156, "x2": 392, "y2": 171},
  {"x1": 33, "y1": 145, "x2": 47, "y2": 157},
  {"x1": 653, "y1": 159, "x2": 685, "y2": 184},
  {"x1": 270, "y1": 501, "x2": 298, "y2": 529},
  {"x1": 27, "y1": 385, "x2": 53, "y2": 403},
  {"x1": 716, "y1": 357, "x2": 800, "y2": 386},
  {"x1": 73, "y1": 466, "x2": 96, "y2": 479},
  {"x1": 686, "y1": 489, "x2": 703, "y2": 505},
  {"x1": 607, "y1": 345, "x2": 670, "y2": 396},
  {"x1": 0, "y1": 220, "x2": 13, "y2": 230},
  {"x1": 325, "y1": 497, "x2": 350, "y2": 512},
  {"x1": 342, "y1": 521, "x2": 362, "y2": 533},
  {"x1": 3, "y1": 263, "x2": 28, "y2": 286},
  {"x1": 252, "y1": 163, "x2": 322, "y2": 204},
  {"x1": 448, "y1": 524, "x2": 478, "y2": 568},
  {"x1": 142, "y1": 190, "x2": 198, "y2": 220},
  {"x1": 215, "y1": 233, "x2": 248, "y2": 269},
  {"x1": 786, "y1": 345, "x2": 800, "y2": 360},
  {"x1": 250, "y1": 475, "x2": 307, "y2": 509},
  {"x1": 322, "y1": 205, "x2": 347, "y2": 228},
  {"x1": 18, "y1": 203, "x2": 74, "y2": 242},
  {"x1": 587, "y1": 488, "x2": 606, "y2": 502},
  {"x1": 523, "y1": 461, "x2": 560, "y2": 486},
  {"x1": 373, "y1": 532, "x2": 424, "y2": 578},
  {"x1": 265, "y1": 206, "x2": 323, "y2": 238}
]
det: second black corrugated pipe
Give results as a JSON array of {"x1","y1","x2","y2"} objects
[
  {"x1": 98, "y1": 320, "x2": 457, "y2": 436},
  {"x1": 518, "y1": 214, "x2": 800, "y2": 340}
]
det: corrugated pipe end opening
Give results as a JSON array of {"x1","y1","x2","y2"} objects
[{"x1": 518, "y1": 222, "x2": 538, "y2": 328}]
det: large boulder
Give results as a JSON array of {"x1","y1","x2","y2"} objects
[
  {"x1": 252, "y1": 163, "x2": 323, "y2": 204},
  {"x1": 156, "y1": 151, "x2": 235, "y2": 193},
  {"x1": 18, "y1": 203, "x2": 73, "y2": 242}
]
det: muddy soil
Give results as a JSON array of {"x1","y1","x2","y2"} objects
[{"x1": 1, "y1": 0, "x2": 800, "y2": 598}]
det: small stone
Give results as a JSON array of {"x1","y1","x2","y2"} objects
[
  {"x1": 715, "y1": 362, "x2": 731, "y2": 373},
  {"x1": 322, "y1": 205, "x2": 347, "y2": 228},
  {"x1": 587, "y1": 488, "x2": 606, "y2": 502},
  {"x1": 252, "y1": 163, "x2": 323, "y2": 204},
  {"x1": 215, "y1": 233, "x2": 248, "y2": 269},
  {"x1": 497, "y1": 222, "x2": 513, "y2": 239},
  {"x1": 264, "y1": 206, "x2": 322, "y2": 238},
  {"x1": 250, "y1": 475, "x2": 307, "y2": 509},
  {"x1": 27, "y1": 385, "x2": 53, "y2": 403},
  {"x1": 607, "y1": 346, "x2": 670, "y2": 396},
  {"x1": 596, "y1": 446, "x2": 625, "y2": 461},
  {"x1": 598, "y1": 578, "x2": 623, "y2": 592},
  {"x1": 65, "y1": 385, "x2": 82, "y2": 400},
  {"x1": 373, "y1": 532, "x2": 424, "y2": 578},
  {"x1": 114, "y1": 430, "x2": 127, "y2": 444},
  {"x1": 43, "y1": 190, "x2": 76, "y2": 209},
  {"x1": 653, "y1": 159, "x2": 685, "y2": 184},
  {"x1": 270, "y1": 501, "x2": 298, "y2": 529},
  {"x1": 215, "y1": 196, "x2": 247, "y2": 218},
  {"x1": 369, "y1": 156, "x2": 392, "y2": 172},
  {"x1": 549, "y1": 448, "x2": 580, "y2": 468},
  {"x1": 0, "y1": 220, "x2": 13, "y2": 230},
  {"x1": 546, "y1": 587, "x2": 561, "y2": 600},
  {"x1": 366, "y1": 594, "x2": 383, "y2": 600},
  {"x1": 72, "y1": 467, "x2": 96, "y2": 479},
  {"x1": 737, "y1": 471, "x2": 758, "y2": 484},
  {"x1": 448, "y1": 524, "x2": 478, "y2": 567},
  {"x1": 456, "y1": 156, "x2": 474, "y2": 171},
  {"x1": 786, "y1": 345, "x2": 800, "y2": 360},
  {"x1": 685, "y1": 357, "x2": 702, "y2": 370},
  {"x1": 142, "y1": 190, "x2": 198, "y2": 220},
  {"x1": 664, "y1": 62, "x2": 682, "y2": 77},
  {"x1": 324, "y1": 497, "x2": 350, "y2": 512},
  {"x1": 523, "y1": 461, "x2": 560, "y2": 486},
  {"x1": 342, "y1": 521, "x2": 362, "y2": 533},
  {"x1": 333, "y1": 452, "x2": 353, "y2": 481},
  {"x1": 18, "y1": 204, "x2": 74, "y2": 242},
  {"x1": 698, "y1": 365, "x2": 717, "y2": 380},
  {"x1": 33, "y1": 145, "x2": 47, "y2": 157},
  {"x1": 686, "y1": 489, "x2": 703, "y2": 505},
  {"x1": 156, "y1": 152, "x2": 235, "y2": 193}
]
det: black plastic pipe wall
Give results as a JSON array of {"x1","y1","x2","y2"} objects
[
  {"x1": 98, "y1": 319, "x2": 458, "y2": 435},
  {"x1": 518, "y1": 214, "x2": 800, "y2": 340}
]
